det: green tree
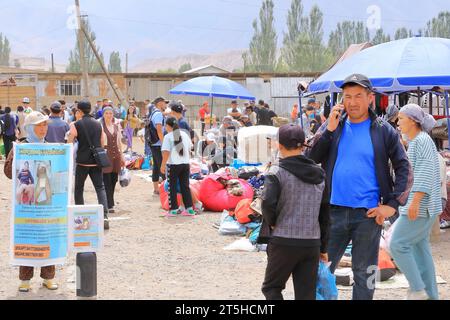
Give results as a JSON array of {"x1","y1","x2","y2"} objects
[
  {"x1": 280, "y1": 3, "x2": 332, "y2": 72},
  {"x1": 67, "y1": 18, "x2": 104, "y2": 73},
  {"x1": 280, "y1": 0, "x2": 306, "y2": 71},
  {"x1": 156, "y1": 68, "x2": 177, "y2": 73},
  {"x1": 108, "y1": 51, "x2": 122, "y2": 73},
  {"x1": 178, "y1": 63, "x2": 192, "y2": 73},
  {"x1": 424, "y1": 11, "x2": 450, "y2": 38},
  {"x1": 328, "y1": 21, "x2": 370, "y2": 58},
  {"x1": 0, "y1": 33, "x2": 11, "y2": 66},
  {"x1": 243, "y1": 0, "x2": 277, "y2": 72},
  {"x1": 371, "y1": 28, "x2": 391, "y2": 45},
  {"x1": 394, "y1": 27, "x2": 412, "y2": 40}
]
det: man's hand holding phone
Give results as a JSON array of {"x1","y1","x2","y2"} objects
[{"x1": 327, "y1": 105, "x2": 344, "y2": 132}]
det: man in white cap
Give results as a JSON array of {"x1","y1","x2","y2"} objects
[{"x1": 22, "y1": 97, "x2": 33, "y2": 114}]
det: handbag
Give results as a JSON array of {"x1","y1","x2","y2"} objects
[{"x1": 79, "y1": 120, "x2": 112, "y2": 168}]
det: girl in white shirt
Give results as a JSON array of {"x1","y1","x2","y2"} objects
[{"x1": 160, "y1": 117, "x2": 195, "y2": 217}]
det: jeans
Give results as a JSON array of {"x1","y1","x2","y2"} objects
[
  {"x1": 103, "y1": 172, "x2": 118, "y2": 210},
  {"x1": 74, "y1": 165, "x2": 109, "y2": 218},
  {"x1": 262, "y1": 243, "x2": 319, "y2": 300},
  {"x1": 390, "y1": 215, "x2": 439, "y2": 300},
  {"x1": 150, "y1": 146, "x2": 165, "y2": 183},
  {"x1": 328, "y1": 206, "x2": 382, "y2": 300},
  {"x1": 3, "y1": 134, "x2": 16, "y2": 157}
]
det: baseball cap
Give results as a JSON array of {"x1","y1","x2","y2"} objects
[
  {"x1": 153, "y1": 96, "x2": 169, "y2": 105},
  {"x1": 50, "y1": 101, "x2": 62, "y2": 112},
  {"x1": 206, "y1": 132, "x2": 216, "y2": 142},
  {"x1": 169, "y1": 101, "x2": 183, "y2": 114},
  {"x1": 308, "y1": 98, "x2": 316, "y2": 104},
  {"x1": 340, "y1": 74, "x2": 373, "y2": 91},
  {"x1": 23, "y1": 97, "x2": 30, "y2": 104},
  {"x1": 278, "y1": 124, "x2": 308, "y2": 149},
  {"x1": 24, "y1": 111, "x2": 50, "y2": 127},
  {"x1": 223, "y1": 116, "x2": 233, "y2": 123}
]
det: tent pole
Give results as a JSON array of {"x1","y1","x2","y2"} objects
[
  {"x1": 298, "y1": 90, "x2": 303, "y2": 128},
  {"x1": 446, "y1": 90, "x2": 450, "y2": 148}
]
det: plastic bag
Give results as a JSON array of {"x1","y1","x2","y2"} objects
[
  {"x1": 218, "y1": 210, "x2": 246, "y2": 236},
  {"x1": 119, "y1": 168, "x2": 131, "y2": 187},
  {"x1": 316, "y1": 262, "x2": 338, "y2": 300},
  {"x1": 223, "y1": 238, "x2": 256, "y2": 252}
]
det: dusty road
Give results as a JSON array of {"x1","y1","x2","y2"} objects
[{"x1": 0, "y1": 138, "x2": 449, "y2": 300}]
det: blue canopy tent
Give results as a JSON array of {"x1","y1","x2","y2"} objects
[
  {"x1": 169, "y1": 76, "x2": 256, "y2": 130},
  {"x1": 307, "y1": 37, "x2": 450, "y2": 141}
]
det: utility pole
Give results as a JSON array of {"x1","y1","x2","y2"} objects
[
  {"x1": 51, "y1": 53, "x2": 55, "y2": 73},
  {"x1": 80, "y1": 25, "x2": 127, "y2": 106},
  {"x1": 126, "y1": 52, "x2": 128, "y2": 73},
  {"x1": 75, "y1": 0, "x2": 90, "y2": 98}
]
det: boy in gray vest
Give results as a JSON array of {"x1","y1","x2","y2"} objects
[{"x1": 259, "y1": 124, "x2": 330, "y2": 300}]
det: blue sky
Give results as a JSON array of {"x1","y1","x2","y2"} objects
[{"x1": 0, "y1": 0, "x2": 448, "y2": 67}]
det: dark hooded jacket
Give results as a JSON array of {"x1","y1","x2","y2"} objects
[{"x1": 258, "y1": 155, "x2": 330, "y2": 253}]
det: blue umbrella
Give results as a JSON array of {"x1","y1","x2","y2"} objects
[
  {"x1": 308, "y1": 37, "x2": 450, "y2": 94},
  {"x1": 169, "y1": 76, "x2": 255, "y2": 100}
]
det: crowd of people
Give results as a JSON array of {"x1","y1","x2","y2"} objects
[{"x1": 0, "y1": 73, "x2": 449, "y2": 300}]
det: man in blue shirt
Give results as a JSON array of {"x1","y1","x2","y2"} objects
[
  {"x1": 46, "y1": 101, "x2": 70, "y2": 143},
  {"x1": 150, "y1": 96, "x2": 168, "y2": 195},
  {"x1": 308, "y1": 74, "x2": 412, "y2": 300}
]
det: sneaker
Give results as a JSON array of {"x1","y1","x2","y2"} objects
[
  {"x1": 109, "y1": 208, "x2": 115, "y2": 214},
  {"x1": 406, "y1": 290, "x2": 429, "y2": 300},
  {"x1": 181, "y1": 208, "x2": 196, "y2": 217},
  {"x1": 18, "y1": 281, "x2": 30, "y2": 293},
  {"x1": 43, "y1": 279, "x2": 58, "y2": 291},
  {"x1": 440, "y1": 220, "x2": 450, "y2": 229},
  {"x1": 195, "y1": 202, "x2": 204, "y2": 213},
  {"x1": 165, "y1": 210, "x2": 178, "y2": 218}
]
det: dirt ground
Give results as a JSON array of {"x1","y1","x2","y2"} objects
[{"x1": 0, "y1": 138, "x2": 449, "y2": 300}]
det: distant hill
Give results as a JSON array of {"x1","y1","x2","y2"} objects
[{"x1": 130, "y1": 50, "x2": 246, "y2": 73}]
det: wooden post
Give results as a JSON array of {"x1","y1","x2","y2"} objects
[{"x1": 80, "y1": 23, "x2": 127, "y2": 107}]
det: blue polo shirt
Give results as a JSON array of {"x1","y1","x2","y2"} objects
[
  {"x1": 331, "y1": 118, "x2": 380, "y2": 209},
  {"x1": 46, "y1": 116, "x2": 70, "y2": 143}
]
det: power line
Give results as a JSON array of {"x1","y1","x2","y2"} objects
[{"x1": 89, "y1": 14, "x2": 253, "y2": 33}]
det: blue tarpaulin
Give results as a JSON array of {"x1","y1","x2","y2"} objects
[
  {"x1": 308, "y1": 37, "x2": 450, "y2": 94},
  {"x1": 169, "y1": 76, "x2": 256, "y2": 100}
]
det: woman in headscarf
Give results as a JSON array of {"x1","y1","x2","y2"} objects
[
  {"x1": 388, "y1": 104, "x2": 441, "y2": 300},
  {"x1": 4, "y1": 111, "x2": 59, "y2": 293},
  {"x1": 100, "y1": 107, "x2": 125, "y2": 213}
]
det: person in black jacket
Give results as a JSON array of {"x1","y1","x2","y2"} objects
[
  {"x1": 259, "y1": 124, "x2": 329, "y2": 300},
  {"x1": 308, "y1": 74, "x2": 413, "y2": 301},
  {"x1": 67, "y1": 100, "x2": 110, "y2": 230}
]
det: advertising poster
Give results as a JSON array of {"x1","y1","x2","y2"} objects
[
  {"x1": 68, "y1": 205, "x2": 104, "y2": 253},
  {"x1": 11, "y1": 143, "x2": 73, "y2": 267}
]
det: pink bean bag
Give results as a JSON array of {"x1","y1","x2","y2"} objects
[
  {"x1": 199, "y1": 174, "x2": 254, "y2": 212},
  {"x1": 159, "y1": 179, "x2": 201, "y2": 211}
]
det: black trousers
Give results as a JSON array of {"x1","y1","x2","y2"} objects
[
  {"x1": 75, "y1": 165, "x2": 109, "y2": 218},
  {"x1": 150, "y1": 146, "x2": 165, "y2": 183},
  {"x1": 3, "y1": 134, "x2": 16, "y2": 157},
  {"x1": 103, "y1": 172, "x2": 118, "y2": 210},
  {"x1": 167, "y1": 163, "x2": 193, "y2": 211},
  {"x1": 262, "y1": 243, "x2": 320, "y2": 300}
]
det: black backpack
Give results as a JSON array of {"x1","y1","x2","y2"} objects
[{"x1": 145, "y1": 108, "x2": 163, "y2": 145}]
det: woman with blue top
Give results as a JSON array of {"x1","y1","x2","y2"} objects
[{"x1": 390, "y1": 104, "x2": 441, "y2": 300}]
